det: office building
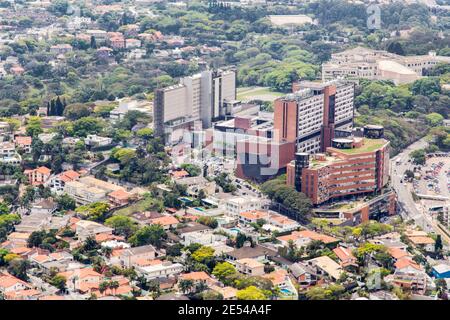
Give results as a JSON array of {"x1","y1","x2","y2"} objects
[
  {"x1": 322, "y1": 46, "x2": 450, "y2": 84},
  {"x1": 153, "y1": 68, "x2": 236, "y2": 144},
  {"x1": 286, "y1": 125, "x2": 390, "y2": 205},
  {"x1": 275, "y1": 80, "x2": 355, "y2": 154}
]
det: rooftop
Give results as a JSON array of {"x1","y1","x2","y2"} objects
[{"x1": 329, "y1": 138, "x2": 388, "y2": 155}]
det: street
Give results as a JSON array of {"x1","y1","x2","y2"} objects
[{"x1": 390, "y1": 138, "x2": 450, "y2": 244}]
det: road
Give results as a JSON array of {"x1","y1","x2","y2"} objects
[{"x1": 391, "y1": 138, "x2": 450, "y2": 244}]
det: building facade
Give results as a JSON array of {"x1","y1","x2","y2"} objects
[
  {"x1": 153, "y1": 68, "x2": 236, "y2": 144},
  {"x1": 287, "y1": 126, "x2": 390, "y2": 205}
]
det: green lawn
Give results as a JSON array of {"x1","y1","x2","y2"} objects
[
  {"x1": 237, "y1": 86, "x2": 285, "y2": 102},
  {"x1": 114, "y1": 196, "x2": 162, "y2": 216},
  {"x1": 337, "y1": 138, "x2": 388, "y2": 154}
]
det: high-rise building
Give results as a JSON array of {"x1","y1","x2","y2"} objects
[
  {"x1": 153, "y1": 68, "x2": 236, "y2": 144},
  {"x1": 286, "y1": 125, "x2": 390, "y2": 205},
  {"x1": 274, "y1": 80, "x2": 354, "y2": 154}
]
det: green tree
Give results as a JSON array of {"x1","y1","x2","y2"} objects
[
  {"x1": 129, "y1": 224, "x2": 167, "y2": 248},
  {"x1": 105, "y1": 215, "x2": 138, "y2": 238},
  {"x1": 50, "y1": 275, "x2": 67, "y2": 293},
  {"x1": 236, "y1": 286, "x2": 267, "y2": 300},
  {"x1": 212, "y1": 262, "x2": 236, "y2": 282}
]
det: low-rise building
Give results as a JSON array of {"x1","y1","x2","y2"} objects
[
  {"x1": 84, "y1": 134, "x2": 113, "y2": 148},
  {"x1": 24, "y1": 166, "x2": 51, "y2": 185},
  {"x1": 234, "y1": 258, "x2": 265, "y2": 276},
  {"x1": 75, "y1": 220, "x2": 113, "y2": 241}
]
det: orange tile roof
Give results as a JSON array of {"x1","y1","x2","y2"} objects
[
  {"x1": 95, "y1": 233, "x2": 124, "y2": 243},
  {"x1": 296, "y1": 230, "x2": 339, "y2": 244},
  {"x1": 36, "y1": 166, "x2": 51, "y2": 174},
  {"x1": 59, "y1": 170, "x2": 80, "y2": 182},
  {"x1": 151, "y1": 216, "x2": 179, "y2": 226},
  {"x1": 58, "y1": 267, "x2": 102, "y2": 280},
  {"x1": 333, "y1": 246, "x2": 356, "y2": 262},
  {"x1": 10, "y1": 247, "x2": 32, "y2": 255},
  {"x1": 240, "y1": 210, "x2": 269, "y2": 221},
  {"x1": 109, "y1": 189, "x2": 131, "y2": 200},
  {"x1": 278, "y1": 230, "x2": 338, "y2": 244},
  {"x1": 32, "y1": 255, "x2": 51, "y2": 263},
  {"x1": 5, "y1": 289, "x2": 41, "y2": 299},
  {"x1": 262, "y1": 269, "x2": 287, "y2": 286},
  {"x1": 408, "y1": 236, "x2": 435, "y2": 245},
  {"x1": 0, "y1": 273, "x2": 30, "y2": 289},
  {"x1": 15, "y1": 136, "x2": 32, "y2": 145},
  {"x1": 134, "y1": 258, "x2": 162, "y2": 267},
  {"x1": 388, "y1": 247, "x2": 410, "y2": 260},
  {"x1": 171, "y1": 170, "x2": 189, "y2": 178},
  {"x1": 394, "y1": 258, "x2": 422, "y2": 271},
  {"x1": 179, "y1": 271, "x2": 211, "y2": 281}
]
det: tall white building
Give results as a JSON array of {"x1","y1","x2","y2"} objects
[{"x1": 154, "y1": 68, "x2": 236, "y2": 144}]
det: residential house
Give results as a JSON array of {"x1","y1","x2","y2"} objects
[
  {"x1": 75, "y1": 220, "x2": 113, "y2": 241},
  {"x1": 333, "y1": 246, "x2": 358, "y2": 268},
  {"x1": 7, "y1": 232, "x2": 31, "y2": 247},
  {"x1": 178, "y1": 271, "x2": 216, "y2": 286},
  {"x1": 135, "y1": 260, "x2": 184, "y2": 280},
  {"x1": 305, "y1": 256, "x2": 343, "y2": 281},
  {"x1": 48, "y1": 170, "x2": 80, "y2": 194},
  {"x1": 58, "y1": 267, "x2": 102, "y2": 292},
  {"x1": 119, "y1": 245, "x2": 157, "y2": 268},
  {"x1": 226, "y1": 196, "x2": 263, "y2": 217},
  {"x1": 30, "y1": 199, "x2": 57, "y2": 215},
  {"x1": 50, "y1": 44, "x2": 73, "y2": 54},
  {"x1": 0, "y1": 273, "x2": 32, "y2": 295},
  {"x1": 226, "y1": 245, "x2": 278, "y2": 262},
  {"x1": 108, "y1": 189, "x2": 132, "y2": 207},
  {"x1": 150, "y1": 215, "x2": 179, "y2": 230},
  {"x1": 14, "y1": 136, "x2": 32, "y2": 153},
  {"x1": 234, "y1": 258, "x2": 265, "y2": 276},
  {"x1": 126, "y1": 38, "x2": 141, "y2": 49},
  {"x1": 24, "y1": 166, "x2": 51, "y2": 185},
  {"x1": 277, "y1": 230, "x2": 339, "y2": 248},
  {"x1": 391, "y1": 258, "x2": 428, "y2": 294},
  {"x1": 239, "y1": 210, "x2": 269, "y2": 225},
  {"x1": 84, "y1": 134, "x2": 113, "y2": 148},
  {"x1": 289, "y1": 262, "x2": 318, "y2": 287},
  {"x1": 0, "y1": 141, "x2": 21, "y2": 165},
  {"x1": 209, "y1": 285, "x2": 237, "y2": 300}
]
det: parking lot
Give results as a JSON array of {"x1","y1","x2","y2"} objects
[{"x1": 413, "y1": 155, "x2": 450, "y2": 198}]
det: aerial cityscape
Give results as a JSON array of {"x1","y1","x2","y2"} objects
[{"x1": 0, "y1": 0, "x2": 449, "y2": 303}]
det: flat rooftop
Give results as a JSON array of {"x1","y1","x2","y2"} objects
[{"x1": 331, "y1": 138, "x2": 388, "y2": 155}]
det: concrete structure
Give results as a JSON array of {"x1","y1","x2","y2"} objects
[
  {"x1": 234, "y1": 258, "x2": 265, "y2": 276},
  {"x1": 287, "y1": 127, "x2": 390, "y2": 205},
  {"x1": 235, "y1": 80, "x2": 354, "y2": 181},
  {"x1": 154, "y1": 68, "x2": 236, "y2": 144},
  {"x1": 322, "y1": 46, "x2": 450, "y2": 84},
  {"x1": 64, "y1": 176, "x2": 124, "y2": 205},
  {"x1": 226, "y1": 196, "x2": 263, "y2": 217},
  {"x1": 24, "y1": 166, "x2": 51, "y2": 185},
  {"x1": 279, "y1": 80, "x2": 355, "y2": 154}
]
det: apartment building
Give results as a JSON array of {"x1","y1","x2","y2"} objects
[
  {"x1": 24, "y1": 166, "x2": 51, "y2": 185},
  {"x1": 276, "y1": 80, "x2": 354, "y2": 154},
  {"x1": 64, "y1": 176, "x2": 124, "y2": 205},
  {"x1": 235, "y1": 80, "x2": 354, "y2": 181},
  {"x1": 154, "y1": 68, "x2": 236, "y2": 144},
  {"x1": 286, "y1": 125, "x2": 390, "y2": 205},
  {"x1": 225, "y1": 196, "x2": 263, "y2": 217},
  {"x1": 322, "y1": 46, "x2": 450, "y2": 84},
  {"x1": 0, "y1": 142, "x2": 21, "y2": 165}
]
